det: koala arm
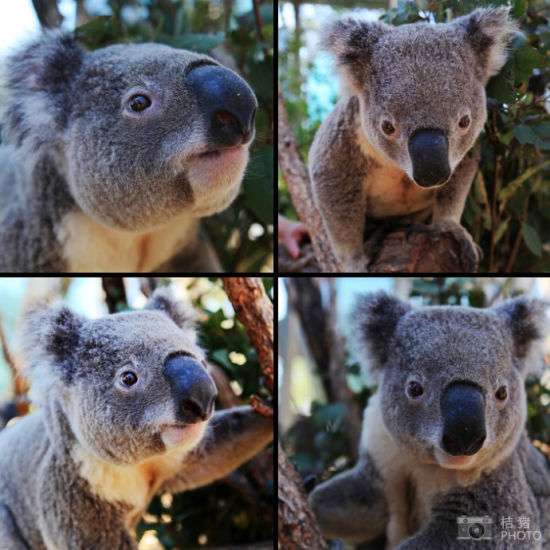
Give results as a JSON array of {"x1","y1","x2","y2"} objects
[
  {"x1": 432, "y1": 148, "x2": 479, "y2": 225},
  {"x1": 427, "y1": 149, "x2": 482, "y2": 267},
  {"x1": 160, "y1": 406, "x2": 273, "y2": 493},
  {"x1": 308, "y1": 451, "x2": 389, "y2": 542},
  {"x1": 0, "y1": 505, "x2": 31, "y2": 550},
  {"x1": 36, "y1": 474, "x2": 139, "y2": 550},
  {"x1": 310, "y1": 97, "x2": 368, "y2": 272},
  {"x1": 430, "y1": 149, "x2": 481, "y2": 262}
]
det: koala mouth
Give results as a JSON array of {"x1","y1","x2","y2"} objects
[
  {"x1": 160, "y1": 421, "x2": 208, "y2": 450},
  {"x1": 435, "y1": 448, "x2": 477, "y2": 469},
  {"x1": 196, "y1": 145, "x2": 244, "y2": 159}
]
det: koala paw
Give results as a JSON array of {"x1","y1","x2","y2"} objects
[
  {"x1": 431, "y1": 220, "x2": 483, "y2": 270},
  {"x1": 341, "y1": 256, "x2": 370, "y2": 273}
]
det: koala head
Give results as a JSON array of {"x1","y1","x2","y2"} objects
[
  {"x1": 324, "y1": 8, "x2": 518, "y2": 188},
  {"x1": 21, "y1": 287, "x2": 218, "y2": 465},
  {"x1": 3, "y1": 31, "x2": 257, "y2": 230},
  {"x1": 353, "y1": 292, "x2": 547, "y2": 479}
]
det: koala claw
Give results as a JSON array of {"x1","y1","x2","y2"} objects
[
  {"x1": 342, "y1": 256, "x2": 370, "y2": 273},
  {"x1": 431, "y1": 220, "x2": 482, "y2": 269},
  {"x1": 404, "y1": 221, "x2": 481, "y2": 271}
]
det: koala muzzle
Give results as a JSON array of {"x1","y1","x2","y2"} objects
[
  {"x1": 186, "y1": 65, "x2": 257, "y2": 148},
  {"x1": 408, "y1": 129, "x2": 451, "y2": 188},
  {"x1": 164, "y1": 355, "x2": 218, "y2": 424},
  {"x1": 441, "y1": 382, "x2": 486, "y2": 456}
]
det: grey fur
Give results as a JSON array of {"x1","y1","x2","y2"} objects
[
  {"x1": 0, "y1": 287, "x2": 272, "y2": 549},
  {"x1": 310, "y1": 8, "x2": 519, "y2": 271},
  {"x1": 310, "y1": 292, "x2": 550, "y2": 548},
  {"x1": 0, "y1": 31, "x2": 257, "y2": 272}
]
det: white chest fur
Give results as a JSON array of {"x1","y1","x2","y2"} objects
[
  {"x1": 56, "y1": 211, "x2": 197, "y2": 272},
  {"x1": 361, "y1": 395, "x2": 459, "y2": 548},
  {"x1": 72, "y1": 445, "x2": 191, "y2": 528},
  {"x1": 357, "y1": 131, "x2": 436, "y2": 221}
]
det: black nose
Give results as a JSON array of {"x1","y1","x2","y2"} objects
[
  {"x1": 186, "y1": 64, "x2": 257, "y2": 148},
  {"x1": 441, "y1": 382, "x2": 486, "y2": 456},
  {"x1": 408, "y1": 129, "x2": 451, "y2": 188},
  {"x1": 163, "y1": 355, "x2": 217, "y2": 424}
]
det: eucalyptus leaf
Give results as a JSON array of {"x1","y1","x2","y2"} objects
[{"x1": 522, "y1": 223, "x2": 542, "y2": 257}]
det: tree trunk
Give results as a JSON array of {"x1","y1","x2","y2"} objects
[
  {"x1": 279, "y1": 225, "x2": 478, "y2": 273},
  {"x1": 278, "y1": 443, "x2": 328, "y2": 550},
  {"x1": 278, "y1": 82, "x2": 340, "y2": 272},
  {"x1": 222, "y1": 278, "x2": 273, "y2": 394}
]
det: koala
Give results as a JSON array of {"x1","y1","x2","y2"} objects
[
  {"x1": 310, "y1": 8, "x2": 518, "y2": 272},
  {"x1": 0, "y1": 31, "x2": 257, "y2": 272},
  {"x1": 0, "y1": 287, "x2": 272, "y2": 549},
  {"x1": 309, "y1": 292, "x2": 550, "y2": 549}
]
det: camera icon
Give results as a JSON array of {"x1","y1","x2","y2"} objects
[{"x1": 457, "y1": 516, "x2": 493, "y2": 540}]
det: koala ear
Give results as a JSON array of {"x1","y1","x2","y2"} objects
[
  {"x1": 145, "y1": 287, "x2": 198, "y2": 340},
  {"x1": 21, "y1": 302, "x2": 84, "y2": 391},
  {"x1": 3, "y1": 30, "x2": 85, "y2": 148},
  {"x1": 454, "y1": 7, "x2": 520, "y2": 83},
  {"x1": 352, "y1": 291, "x2": 412, "y2": 377},
  {"x1": 492, "y1": 297, "x2": 548, "y2": 372},
  {"x1": 323, "y1": 19, "x2": 389, "y2": 92}
]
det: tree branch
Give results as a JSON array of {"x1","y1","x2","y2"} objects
[
  {"x1": 222, "y1": 278, "x2": 273, "y2": 395},
  {"x1": 278, "y1": 82, "x2": 340, "y2": 272},
  {"x1": 278, "y1": 443, "x2": 328, "y2": 550},
  {"x1": 279, "y1": 225, "x2": 478, "y2": 273}
]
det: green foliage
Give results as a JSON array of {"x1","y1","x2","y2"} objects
[
  {"x1": 77, "y1": 1, "x2": 273, "y2": 272},
  {"x1": 285, "y1": 358, "x2": 372, "y2": 479}
]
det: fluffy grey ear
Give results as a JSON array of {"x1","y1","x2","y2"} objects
[
  {"x1": 21, "y1": 302, "x2": 84, "y2": 391},
  {"x1": 145, "y1": 286, "x2": 198, "y2": 338},
  {"x1": 492, "y1": 297, "x2": 548, "y2": 371},
  {"x1": 351, "y1": 291, "x2": 412, "y2": 377},
  {"x1": 2, "y1": 30, "x2": 85, "y2": 148},
  {"x1": 323, "y1": 19, "x2": 389, "y2": 92},
  {"x1": 454, "y1": 7, "x2": 520, "y2": 83}
]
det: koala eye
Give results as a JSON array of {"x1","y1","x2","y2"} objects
[
  {"x1": 129, "y1": 94, "x2": 152, "y2": 112},
  {"x1": 381, "y1": 120, "x2": 396, "y2": 137},
  {"x1": 120, "y1": 371, "x2": 138, "y2": 386},
  {"x1": 407, "y1": 381, "x2": 424, "y2": 398},
  {"x1": 495, "y1": 386, "x2": 508, "y2": 401},
  {"x1": 458, "y1": 114, "x2": 471, "y2": 130}
]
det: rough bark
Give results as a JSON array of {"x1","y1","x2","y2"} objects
[
  {"x1": 208, "y1": 362, "x2": 243, "y2": 409},
  {"x1": 101, "y1": 277, "x2": 127, "y2": 313},
  {"x1": 32, "y1": 0, "x2": 63, "y2": 28},
  {"x1": 279, "y1": 225, "x2": 479, "y2": 273},
  {"x1": 278, "y1": 82, "x2": 340, "y2": 272},
  {"x1": 222, "y1": 278, "x2": 274, "y2": 395},
  {"x1": 278, "y1": 443, "x2": 328, "y2": 550}
]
